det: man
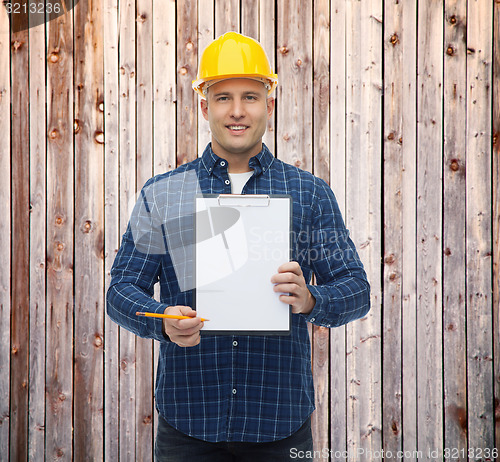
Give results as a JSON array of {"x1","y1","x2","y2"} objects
[{"x1": 107, "y1": 32, "x2": 370, "y2": 461}]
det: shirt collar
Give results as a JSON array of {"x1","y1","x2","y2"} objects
[{"x1": 201, "y1": 143, "x2": 275, "y2": 176}]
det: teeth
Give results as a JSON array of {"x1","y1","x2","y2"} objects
[{"x1": 228, "y1": 126, "x2": 246, "y2": 130}]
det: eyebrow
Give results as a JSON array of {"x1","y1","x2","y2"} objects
[{"x1": 212, "y1": 90, "x2": 262, "y2": 98}]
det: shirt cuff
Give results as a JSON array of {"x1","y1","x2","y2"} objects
[{"x1": 303, "y1": 285, "x2": 332, "y2": 328}]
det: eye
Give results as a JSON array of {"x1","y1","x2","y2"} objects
[
  {"x1": 216, "y1": 96, "x2": 229, "y2": 102},
  {"x1": 244, "y1": 95, "x2": 258, "y2": 101}
]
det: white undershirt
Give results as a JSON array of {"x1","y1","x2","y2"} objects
[{"x1": 228, "y1": 171, "x2": 254, "y2": 194}]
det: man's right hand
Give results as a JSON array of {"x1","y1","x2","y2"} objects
[{"x1": 162, "y1": 305, "x2": 204, "y2": 347}]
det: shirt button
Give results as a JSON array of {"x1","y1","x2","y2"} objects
[
  {"x1": 232, "y1": 388, "x2": 237, "y2": 395},
  {"x1": 310, "y1": 317, "x2": 315, "y2": 322},
  {"x1": 225, "y1": 179, "x2": 230, "y2": 185},
  {"x1": 220, "y1": 161, "x2": 226, "y2": 166},
  {"x1": 233, "y1": 341, "x2": 238, "y2": 347}
]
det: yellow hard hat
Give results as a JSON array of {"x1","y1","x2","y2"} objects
[{"x1": 192, "y1": 32, "x2": 278, "y2": 98}]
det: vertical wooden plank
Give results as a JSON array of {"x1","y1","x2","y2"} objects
[
  {"x1": 443, "y1": 0, "x2": 467, "y2": 458},
  {"x1": 465, "y1": 0, "x2": 494, "y2": 451},
  {"x1": 493, "y1": 0, "x2": 500, "y2": 452},
  {"x1": 136, "y1": 0, "x2": 154, "y2": 457},
  {"x1": 46, "y1": 3, "x2": 74, "y2": 459},
  {"x1": 10, "y1": 6, "x2": 30, "y2": 461},
  {"x1": 382, "y1": 0, "x2": 403, "y2": 456},
  {"x1": 104, "y1": 0, "x2": 120, "y2": 458},
  {"x1": 259, "y1": 0, "x2": 276, "y2": 153},
  {"x1": 177, "y1": 0, "x2": 198, "y2": 165},
  {"x1": 215, "y1": 0, "x2": 239, "y2": 34},
  {"x1": 0, "y1": 6, "x2": 11, "y2": 458},
  {"x1": 329, "y1": 0, "x2": 347, "y2": 456},
  {"x1": 154, "y1": 0, "x2": 177, "y2": 172},
  {"x1": 152, "y1": 0, "x2": 177, "y2": 439},
  {"x1": 197, "y1": 0, "x2": 214, "y2": 154},
  {"x1": 416, "y1": 2, "x2": 443, "y2": 459},
  {"x1": 74, "y1": 0, "x2": 105, "y2": 459},
  {"x1": 276, "y1": 0, "x2": 312, "y2": 169},
  {"x1": 311, "y1": 0, "x2": 330, "y2": 456},
  {"x1": 345, "y1": 0, "x2": 382, "y2": 459},
  {"x1": 118, "y1": 0, "x2": 137, "y2": 459},
  {"x1": 400, "y1": 1, "x2": 418, "y2": 457},
  {"x1": 28, "y1": 16, "x2": 46, "y2": 461},
  {"x1": 241, "y1": 0, "x2": 258, "y2": 39}
]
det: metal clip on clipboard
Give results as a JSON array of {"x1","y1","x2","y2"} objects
[{"x1": 217, "y1": 194, "x2": 271, "y2": 207}]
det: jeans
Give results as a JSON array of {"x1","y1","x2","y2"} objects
[{"x1": 154, "y1": 414, "x2": 313, "y2": 462}]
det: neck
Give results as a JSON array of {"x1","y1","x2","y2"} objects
[{"x1": 210, "y1": 141, "x2": 263, "y2": 173}]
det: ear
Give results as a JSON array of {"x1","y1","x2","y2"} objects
[
  {"x1": 200, "y1": 98, "x2": 209, "y2": 120},
  {"x1": 266, "y1": 97, "x2": 275, "y2": 120}
]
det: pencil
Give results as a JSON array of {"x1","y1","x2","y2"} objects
[{"x1": 136, "y1": 311, "x2": 209, "y2": 322}]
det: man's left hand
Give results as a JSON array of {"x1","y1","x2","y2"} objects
[{"x1": 271, "y1": 262, "x2": 316, "y2": 315}]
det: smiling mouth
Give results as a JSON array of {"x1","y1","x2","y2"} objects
[{"x1": 226, "y1": 125, "x2": 248, "y2": 132}]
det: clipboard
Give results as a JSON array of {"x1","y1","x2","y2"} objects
[{"x1": 194, "y1": 194, "x2": 292, "y2": 335}]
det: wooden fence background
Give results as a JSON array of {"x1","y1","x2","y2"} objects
[{"x1": 1, "y1": 0, "x2": 499, "y2": 460}]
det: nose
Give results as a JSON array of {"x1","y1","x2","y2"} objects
[{"x1": 229, "y1": 99, "x2": 245, "y2": 119}]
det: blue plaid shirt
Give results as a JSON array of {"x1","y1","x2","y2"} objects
[{"x1": 107, "y1": 143, "x2": 370, "y2": 443}]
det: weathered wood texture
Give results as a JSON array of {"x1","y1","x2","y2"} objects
[{"x1": 2, "y1": 1, "x2": 498, "y2": 460}]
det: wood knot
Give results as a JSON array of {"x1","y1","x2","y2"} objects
[
  {"x1": 12, "y1": 40, "x2": 24, "y2": 52},
  {"x1": 449, "y1": 15, "x2": 457, "y2": 25},
  {"x1": 450, "y1": 159, "x2": 460, "y2": 171},
  {"x1": 384, "y1": 254, "x2": 395, "y2": 264},
  {"x1": 49, "y1": 52, "x2": 59, "y2": 63},
  {"x1": 467, "y1": 47, "x2": 475, "y2": 54},
  {"x1": 98, "y1": 101, "x2": 104, "y2": 112},
  {"x1": 59, "y1": 393, "x2": 66, "y2": 402},
  {"x1": 179, "y1": 66, "x2": 188, "y2": 75},
  {"x1": 143, "y1": 415, "x2": 152, "y2": 425},
  {"x1": 137, "y1": 13, "x2": 147, "y2": 23},
  {"x1": 55, "y1": 215, "x2": 64, "y2": 226},
  {"x1": 391, "y1": 420, "x2": 399, "y2": 435},
  {"x1": 94, "y1": 335, "x2": 103, "y2": 347},
  {"x1": 11, "y1": 346, "x2": 18, "y2": 355},
  {"x1": 294, "y1": 159, "x2": 301, "y2": 167},
  {"x1": 387, "y1": 132, "x2": 395, "y2": 141},
  {"x1": 186, "y1": 41, "x2": 194, "y2": 51},
  {"x1": 389, "y1": 272, "x2": 397, "y2": 281},
  {"x1": 94, "y1": 131, "x2": 104, "y2": 144},
  {"x1": 446, "y1": 46, "x2": 454, "y2": 56},
  {"x1": 390, "y1": 33, "x2": 399, "y2": 46},
  {"x1": 49, "y1": 129, "x2": 59, "y2": 140},
  {"x1": 279, "y1": 46, "x2": 289, "y2": 55},
  {"x1": 56, "y1": 242, "x2": 65, "y2": 251},
  {"x1": 82, "y1": 220, "x2": 92, "y2": 233},
  {"x1": 444, "y1": 247, "x2": 451, "y2": 256},
  {"x1": 296, "y1": 58, "x2": 302, "y2": 67},
  {"x1": 74, "y1": 119, "x2": 81, "y2": 134}
]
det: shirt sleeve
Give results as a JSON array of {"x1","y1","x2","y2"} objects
[
  {"x1": 302, "y1": 179, "x2": 371, "y2": 328},
  {"x1": 106, "y1": 180, "x2": 171, "y2": 343}
]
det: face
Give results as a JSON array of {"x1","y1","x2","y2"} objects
[{"x1": 200, "y1": 78, "x2": 275, "y2": 162}]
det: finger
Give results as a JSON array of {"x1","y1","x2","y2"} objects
[
  {"x1": 277, "y1": 261, "x2": 302, "y2": 275},
  {"x1": 270, "y1": 271, "x2": 300, "y2": 284},
  {"x1": 170, "y1": 318, "x2": 204, "y2": 333},
  {"x1": 278, "y1": 294, "x2": 297, "y2": 305},
  {"x1": 273, "y1": 283, "x2": 299, "y2": 294}
]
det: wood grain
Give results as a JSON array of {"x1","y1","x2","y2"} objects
[
  {"x1": 104, "y1": 0, "x2": 120, "y2": 458},
  {"x1": 136, "y1": 0, "x2": 154, "y2": 457},
  {"x1": 345, "y1": 0, "x2": 382, "y2": 459},
  {"x1": 9, "y1": 10, "x2": 29, "y2": 461},
  {"x1": 28, "y1": 15, "x2": 46, "y2": 461},
  {"x1": 416, "y1": 2, "x2": 443, "y2": 459},
  {"x1": 382, "y1": 0, "x2": 403, "y2": 456},
  {"x1": 311, "y1": 0, "x2": 330, "y2": 455},
  {"x1": 0, "y1": 7, "x2": 10, "y2": 458},
  {"x1": 277, "y1": 0, "x2": 312, "y2": 170},
  {"x1": 74, "y1": 0, "x2": 105, "y2": 459},
  {"x1": 443, "y1": 0, "x2": 467, "y2": 458},
  {"x1": 177, "y1": 0, "x2": 198, "y2": 165},
  {"x1": 465, "y1": 0, "x2": 494, "y2": 451},
  {"x1": 118, "y1": 0, "x2": 137, "y2": 459},
  {"x1": 493, "y1": 0, "x2": 500, "y2": 452},
  {"x1": 46, "y1": 6, "x2": 75, "y2": 460}
]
